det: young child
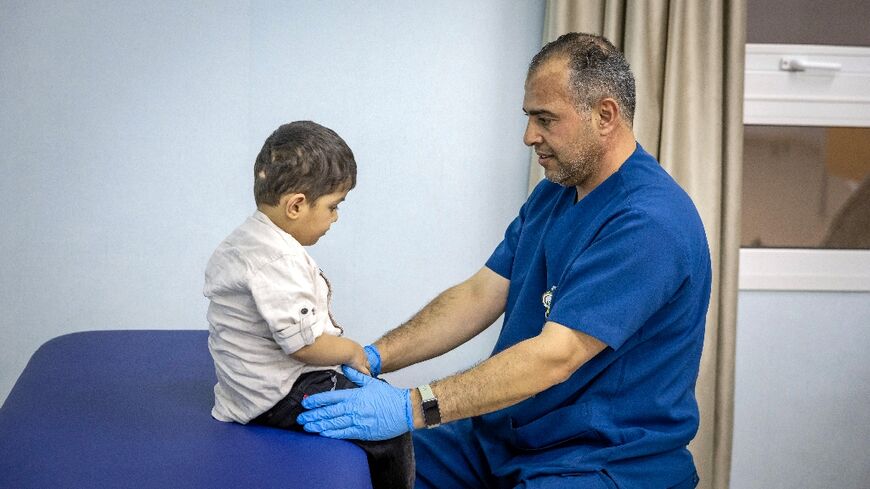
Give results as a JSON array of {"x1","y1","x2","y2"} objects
[{"x1": 204, "y1": 121, "x2": 413, "y2": 489}]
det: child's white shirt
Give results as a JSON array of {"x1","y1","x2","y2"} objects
[{"x1": 204, "y1": 211, "x2": 342, "y2": 423}]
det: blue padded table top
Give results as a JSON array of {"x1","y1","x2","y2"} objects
[{"x1": 0, "y1": 330, "x2": 372, "y2": 489}]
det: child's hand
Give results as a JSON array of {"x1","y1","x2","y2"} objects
[{"x1": 347, "y1": 345, "x2": 371, "y2": 376}]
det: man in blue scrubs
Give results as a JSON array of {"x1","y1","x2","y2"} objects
[{"x1": 298, "y1": 32, "x2": 711, "y2": 488}]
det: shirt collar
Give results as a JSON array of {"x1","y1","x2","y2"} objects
[{"x1": 251, "y1": 210, "x2": 305, "y2": 250}]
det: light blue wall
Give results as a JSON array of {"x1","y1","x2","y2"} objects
[
  {"x1": 0, "y1": 1, "x2": 546, "y2": 403},
  {"x1": 731, "y1": 290, "x2": 870, "y2": 488}
]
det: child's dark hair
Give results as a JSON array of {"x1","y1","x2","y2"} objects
[{"x1": 254, "y1": 121, "x2": 357, "y2": 206}]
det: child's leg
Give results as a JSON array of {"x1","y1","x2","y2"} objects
[
  {"x1": 332, "y1": 374, "x2": 415, "y2": 489},
  {"x1": 250, "y1": 370, "x2": 339, "y2": 430},
  {"x1": 250, "y1": 370, "x2": 415, "y2": 489}
]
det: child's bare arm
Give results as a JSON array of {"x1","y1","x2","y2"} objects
[{"x1": 290, "y1": 335, "x2": 371, "y2": 375}]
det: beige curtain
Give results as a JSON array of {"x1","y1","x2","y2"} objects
[{"x1": 532, "y1": 2, "x2": 745, "y2": 488}]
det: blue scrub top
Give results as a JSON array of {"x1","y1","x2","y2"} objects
[{"x1": 479, "y1": 143, "x2": 711, "y2": 487}]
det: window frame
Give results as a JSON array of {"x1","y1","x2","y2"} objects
[{"x1": 740, "y1": 43, "x2": 870, "y2": 292}]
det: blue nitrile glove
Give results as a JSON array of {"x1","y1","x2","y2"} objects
[
  {"x1": 297, "y1": 365, "x2": 413, "y2": 441},
  {"x1": 363, "y1": 344, "x2": 382, "y2": 377}
]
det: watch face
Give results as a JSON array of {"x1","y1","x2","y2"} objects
[
  {"x1": 423, "y1": 411, "x2": 440, "y2": 427},
  {"x1": 422, "y1": 401, "x2": 441, "y2": 426}
]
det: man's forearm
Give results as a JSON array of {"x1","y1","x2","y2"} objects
[
  {"x1": 409, "y1": 322, "x2": 606, "y2": 428},
  {"x1": 375, "y1": 267, "x2": 508, "y2": 374}
]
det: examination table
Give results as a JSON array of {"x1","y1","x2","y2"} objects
[{"x1": 0, "y1": 330, "x2": 372, "y2": 488}]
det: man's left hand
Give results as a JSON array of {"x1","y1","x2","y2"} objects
[{"x1": 297, "y1": 365, "x2": 414, "y2": 440}]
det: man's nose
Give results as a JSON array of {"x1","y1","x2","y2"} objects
[{"x1": 523, "y1": 120, "x2": 541, "y2": 147}]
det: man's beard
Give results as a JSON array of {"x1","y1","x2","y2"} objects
[{"x1": 545, "y1": 139, "x2": 603, "y2": 188}]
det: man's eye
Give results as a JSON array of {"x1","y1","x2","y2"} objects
[{"x1": 538, "y1": 117, "x2": 552, "y2": 126}]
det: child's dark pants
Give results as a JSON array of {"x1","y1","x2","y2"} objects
[{"x1": 251, "y1": 370, "x2": 415, "y2": 489}]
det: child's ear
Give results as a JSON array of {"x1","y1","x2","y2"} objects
[{"x1": 281, "y1": 193, "x2": 307, "y2": 219}]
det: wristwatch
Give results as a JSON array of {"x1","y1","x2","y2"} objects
[{"x1": 417, "y1": 384, "x2": 441, "y2": 428}]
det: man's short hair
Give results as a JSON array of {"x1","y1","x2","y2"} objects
[
  {"x1": 528, "y1": 32, "x2": 636, "y2": 126},
  {"x1": 253, "y1": 121, "x2": 357, "y2": 206}
]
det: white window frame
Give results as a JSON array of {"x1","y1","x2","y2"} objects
[{"x1": 740, "y1": 44, "x2": 870, "y2": 292}]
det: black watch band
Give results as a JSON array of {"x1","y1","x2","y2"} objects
[{"x1": 417, "y1": 384, "x2": 441, "y2": 428}]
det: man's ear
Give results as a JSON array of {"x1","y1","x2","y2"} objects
[
  {"x1": 281, "y1": 193, "x2": 307, "y2": 219},
  {"x1": 596, "y1": 97, "x2": 621, "y2": 136}
]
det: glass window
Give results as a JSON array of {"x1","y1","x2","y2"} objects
[
  {"x1": 742, "y1": 44, "x2": 870, "y2": 250},
  {"x1": 742, "y1": 126, "x2": 870, "y2": 249}
]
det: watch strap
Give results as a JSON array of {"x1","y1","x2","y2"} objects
[{"x1": 417, "y1": 384, "x2": 441, "y2": 428}]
